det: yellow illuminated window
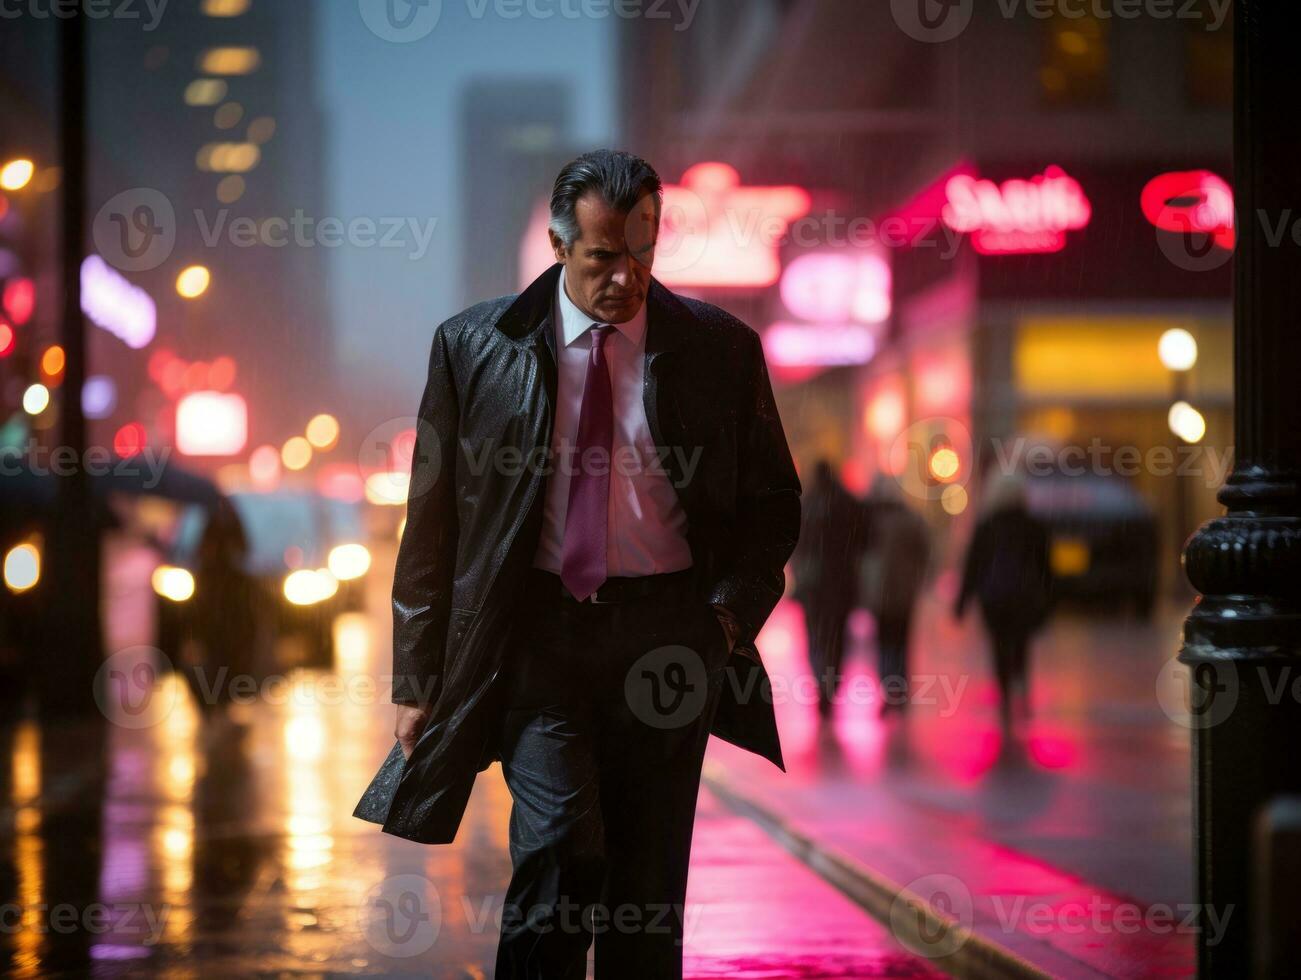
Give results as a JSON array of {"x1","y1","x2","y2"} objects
[{"x1": 198, "y1": 47, "x2": 260, "y2": 75}]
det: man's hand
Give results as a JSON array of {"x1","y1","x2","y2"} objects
[{"x1": 395, "y1": 704, "x2": 434, "y2": 759}]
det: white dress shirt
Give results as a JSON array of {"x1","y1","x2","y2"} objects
[{"x1": 531, "y1": 266, "x2": 693, "y2": 577}]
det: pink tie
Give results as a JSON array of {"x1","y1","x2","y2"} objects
[{"x1": 560, "y1": 324, "x2": 614, "y2": 602}]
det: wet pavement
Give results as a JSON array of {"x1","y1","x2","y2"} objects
[
  {"x1": 702, "y1": 590, "x2": 1197, "y2": 976},
  {"x1": 0, "y1": 539, "x2": 941, "y2": 978}
]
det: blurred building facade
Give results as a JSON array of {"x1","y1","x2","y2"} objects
[
  {"x1": 618, "y1": 0, "x2": 1232, "y2": 595},
  {"x1": 0, "y1": 0, "x2": 334, "y2": 478},
  {"x1": 460, "y1": 78, "x2": 575, "y2": 306}
]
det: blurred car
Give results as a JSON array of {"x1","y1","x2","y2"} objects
[
  {"x1": 1, "y1": 459, "x2": 217, "y2": 706},
  {"x1": 1024, "y1": 470, "x2": 1159, "y2": 618},
  {"x1": 153, "y1": 490, "x2": 372, "y2": 680}
]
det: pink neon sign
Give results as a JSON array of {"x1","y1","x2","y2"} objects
[
  {"x1": 762, "y1": 322, "x2": 878, "y2": 368},
  {"x1": 1140, "y1": 170, "x2": 1235, "y2": 251},
  {"x1": 941, "y1": 166, "x2": 1092, "y2": 255},
  {"x1": 780, "y1": 251, "x2": 892, "y2": 324},
  {"x1": 81, "y1": 255, "x2": 156, "y2": 348}
]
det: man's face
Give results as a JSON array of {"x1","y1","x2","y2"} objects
[{"x1": 550, "y1": 190, "x2": 657, "y2": 324}]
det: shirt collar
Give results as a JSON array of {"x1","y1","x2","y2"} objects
[{"x1": 555, "y1": 264, "x2": 647, "y2": 349}]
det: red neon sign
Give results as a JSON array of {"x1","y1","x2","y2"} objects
[
  {"x1": 941, "y1": 166, "x2": 1091, "y2": 255},
  {"x1": 1140, "y1": 170, "x2": 1235, "y2": 251}
]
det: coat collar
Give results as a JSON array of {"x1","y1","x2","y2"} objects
[{"x1": 496, "y1": 262, "x2": 695, "y2": 358}]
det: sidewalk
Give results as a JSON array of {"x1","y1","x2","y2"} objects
[
  {"x1": 701, "y1": 595, "x2": 1199, "y2": 979},
  {"x1": 0, "y1": 542, "x2": 947, "y2": 978}
]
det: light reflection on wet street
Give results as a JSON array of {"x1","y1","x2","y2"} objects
[{"x1": 0, "y1": 539, "x2": 937, "y2": 978}]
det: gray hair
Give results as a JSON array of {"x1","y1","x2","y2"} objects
[{"x1": 548, "y1": 148, "x2": 662, "y2": 250}]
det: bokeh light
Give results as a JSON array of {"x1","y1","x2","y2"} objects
[{"x1": 176, "y1": 265, "x2": 211, "y2": 299}]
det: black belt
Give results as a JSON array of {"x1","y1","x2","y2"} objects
[{"x1": 526, "y1": 567, "x2": 696, "y2": 605}]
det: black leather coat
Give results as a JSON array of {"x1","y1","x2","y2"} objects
[{"x1": 354, "y1": 262, "x2": 801, "y2": 844}]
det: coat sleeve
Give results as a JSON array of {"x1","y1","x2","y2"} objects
[
  {"x1": 391, "y1": 319, "x2": 460, "y2": 706},
  {"x1": 707, "y1": 327, "x2": 802, "y2": 647}
]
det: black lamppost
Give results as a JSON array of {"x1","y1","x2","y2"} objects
[
  {"x1": 41, "y1": 7, "x2": 103, "y2": 715},
  {"x1": 1179, "y1": 2, "x2": 1301, "y2": 975}
]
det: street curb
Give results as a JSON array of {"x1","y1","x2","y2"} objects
[{"x1": 701, "y1": 763, "x2": 1073, "y2": 980}]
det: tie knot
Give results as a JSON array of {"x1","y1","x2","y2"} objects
[{"x1": 590, "y1": 323, "x2": 612, "y2": 349}]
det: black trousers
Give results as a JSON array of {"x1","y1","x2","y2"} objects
[
  {"x1": 876, "y1": 610, "x2": 914, "y2": 700},
  {"x1": 990, "y1": 628, "x2": 1032, "y2": 717},
  {"x1": 804, "y1": 600, "x2": 851, "y2": 711},
  {"x1": 493, "y1": 571, "x2": 730, "y2": 980}
]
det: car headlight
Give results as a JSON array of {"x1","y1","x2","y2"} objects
[
  {"x1": 151, "y1": 565, "x2": 195, "y2": 602},
  {"x1": 283, "y1": 568, "x2": 339, "y2": 606},
  {"x1": 327, "y1": 543, "x2": 371, "y2": 581}
]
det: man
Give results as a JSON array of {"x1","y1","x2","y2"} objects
[{"x1": 354, "y1": 148, "x2": 801, "y2": 978}]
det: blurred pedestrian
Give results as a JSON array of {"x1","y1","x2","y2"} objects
[
  {"x1": 954, "y1": 472, "x2": 1052, "y2": 728},
  {"x1": 859, "y1": 478, "x2": 931, "y2": 714},
  {"x1": 791, "y1": 459, "x2": 868, "y2": 717},
  {"x1": 189, "y1": 498, "x2": 258, "y2": 704}
]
